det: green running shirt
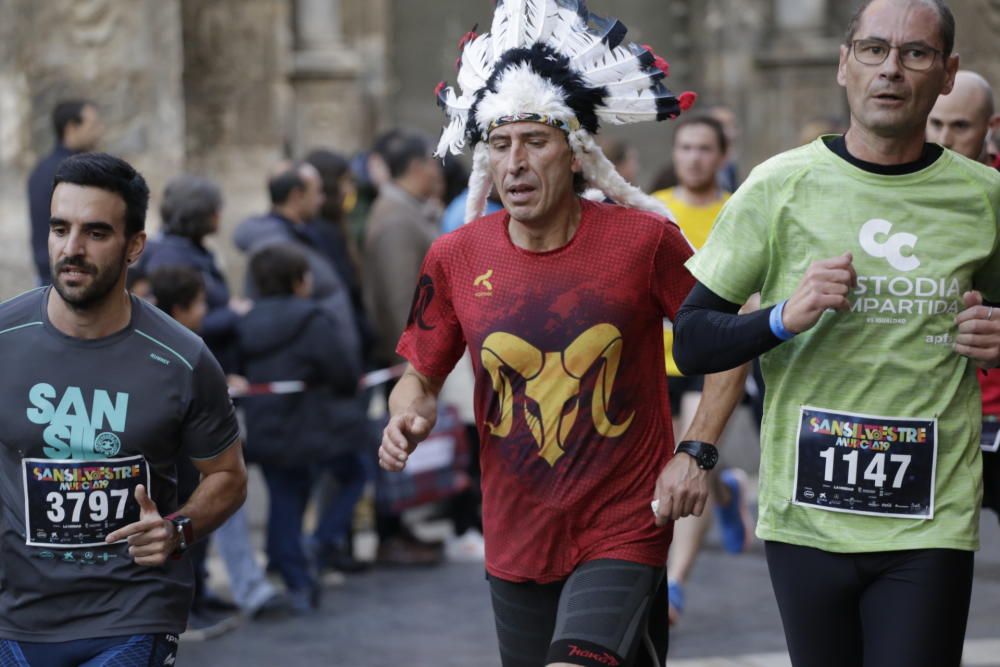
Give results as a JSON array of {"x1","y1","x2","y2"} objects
[{"x1": 687, "y1": 138, "x2": 1000, "y2": 553}]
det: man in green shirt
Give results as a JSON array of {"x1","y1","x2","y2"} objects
[{"x1": 673, "y1": 1, "x2": 1000, "y2": 665}]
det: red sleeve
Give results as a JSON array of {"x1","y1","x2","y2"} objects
[
  {"x1": 395, "y1": 240, "x2": 466, "y2": 378},
  {"x1": 651, "y1": 221, "x2": 696, "y2": 321}
]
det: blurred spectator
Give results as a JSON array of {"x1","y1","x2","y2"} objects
[
  {"x1": 364, "y1": 130, "x2": 443, "y2": 368},
  {"x1": 27, "y1": 100, "x2": 104, "y2": 284},
  {"x1": 141, "y1": 174, "x2": 250, "y2": 372},
  {"x1": 304, "y1": 148, "x2": 375, "y2": 362},
  {"x1": 602, "y1": 137, "x2": 642, "y2": 185},
  {"x1": 364, "y1": 129, "x2": 447, "y2": 566},
  {"x1": 648, "y1": 162, "x2": 678, "y2": 193},
  {"x1": 234, "y1": 161, "x2": 361, "y2": 361},
  {"x1": 237, "y1": 245, "x2": 374, "y2": 614},
  {"x1": 926, "y1": 70, "x2": 999, "y2": 162},
  {"x1": 707, "y1": 104, "x2": 741, "y2": 192}
]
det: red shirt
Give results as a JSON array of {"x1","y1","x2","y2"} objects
[
  {"x1": 981, "y1": 370, "x2": 1000, "y2": 417},
  {"x1": 397, "y1": 199, "x2": 694, "y2": 582}
]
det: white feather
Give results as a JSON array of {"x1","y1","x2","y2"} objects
[
  {"x1": 540, "y1": 1, "x2": 585, "y2": 52},
  {"x1": 458, "y1": 35, "x2": 496, "y2": 95},
  {"x1": 465, "y1": 143, "x2": 493, "y2": 223},
  {"x1": 580, "y1": 44, "x2": 656, "y2": 86},
  {"x1": 474, "y1": 64, "x2": 576, "y2": 135},
  {"x1": 568, "y1": 129, "x2": 671, "y2": 219}
]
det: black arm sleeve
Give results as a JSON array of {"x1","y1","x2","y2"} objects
[{"x1": 673, "y1": 282, "x2": 784, "y2": 375}]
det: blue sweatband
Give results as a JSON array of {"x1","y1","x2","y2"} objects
[{"x1": 769, "y1": 300, "x2": 796, "y2": 341}]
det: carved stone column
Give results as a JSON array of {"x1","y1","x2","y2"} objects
[{"x1": 290, "y1": 0, "x2": 364, "y2": 155}]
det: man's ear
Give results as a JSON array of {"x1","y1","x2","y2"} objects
[
  {"x1": 127, "y1": 231, "x2": 146, "y2": 265},
  {"x1": 836, "y1": 44, "x2": 850, "y2": 88}
]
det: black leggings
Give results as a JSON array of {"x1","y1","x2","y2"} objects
[{"x1": 765, "y1": 541, "x2": 974, "y2": 667}]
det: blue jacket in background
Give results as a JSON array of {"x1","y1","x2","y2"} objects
[
  {"x1": 26, "y1": 144, "x2": 75, "y2": 284},
  {"x1": 141, "y1": 233, "x2": 240, "y2": 372}
]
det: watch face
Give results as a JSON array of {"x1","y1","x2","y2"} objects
[{"x1": 703, "y1": 448, "x2": 719, "y2": 469}]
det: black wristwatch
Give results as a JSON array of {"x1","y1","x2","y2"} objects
[
  {"x1": 675, "y1": 440, "x2": 719, "y2": 470},
  {"x1": 166, "y1": 513, "x2": 193, "y2": 558}
]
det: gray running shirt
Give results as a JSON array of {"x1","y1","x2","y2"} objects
[{"x1": 0, "y1": 287, "x2": 239, "y2": 641}]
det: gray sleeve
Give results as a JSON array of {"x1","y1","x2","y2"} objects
[{"x1": 182, "y1": 346, "x2": 240, "y2": 460}]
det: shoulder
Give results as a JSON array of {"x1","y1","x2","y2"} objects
[
  {"x1": 942, "y1": 151, "x2": 1000, "y2": 199},
  {"x1": 744, "y1": 142, "x2": 819, "y2": 188},
  {"x1": 584, "y1": 199, "x2": 680, "y2": 240},
  {"x1": 131, "y1": 298, "x2": 210, "y2": 373},
  {"x1": 0, "y1": 287, "x2": 47, "y2": 334}
]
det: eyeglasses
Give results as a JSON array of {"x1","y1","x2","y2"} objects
[{"x1": 851, "y1": 38, "x2": 942, "y2": 71}]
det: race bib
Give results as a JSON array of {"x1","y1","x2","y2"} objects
[
  {"x1": 982, "y1": 419, "x2": 999, "y2": 454},
  {"x1": 22, "y1": 455, "x2": 150, "y2": 548},
  {"x1": 793, "y1": 406, "x2": 937, "y2": 519}
]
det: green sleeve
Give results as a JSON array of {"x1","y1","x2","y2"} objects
[
  {"x1": 973, "y1": 179, "x2": 1000, "y2": 303},
  {"x1": 685, "y1": 165, "x2": 773, "y2": 304}
]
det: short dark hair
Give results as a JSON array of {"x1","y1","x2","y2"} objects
[
  {"x1": 373, "y1": 129, "x2": 433, "y2": 179},
  {"x1": 160, "y1": 174, "x2": 223, "y2": 240},
  {"x1": 845, "y1": 0, "x2": 955, "y2": 57},
  {"x1": 53, "y1": 152, "x2": 149, "y2": 237},
  {"x1": 305, "y1": 149, "x2": 351, "y2": 221},
  {"x1": 149, "y1": 266, "x2": 204, "y2": 317},
  {"x1": 52, "y1": 100, "x2": 93, "y2": 142},
  {"x1": 250, "y1": 243, "x2": 310, "y2": 298},
  {"x1": 673, "y1": 114, "x2": 729, "y2": 154},
  {"x1": 268, "y1": 163, "x2": 307, "y2": 206}
]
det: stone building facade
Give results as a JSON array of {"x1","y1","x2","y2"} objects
[{"x1": 1, "y1": 0, "x2": 997, "y2": 298}]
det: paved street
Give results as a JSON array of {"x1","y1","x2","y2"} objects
[{"x1": 180, "y1": 505, "x2": 1000, "y2": 666}]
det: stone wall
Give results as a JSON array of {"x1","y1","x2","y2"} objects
[{"x1": 0, "y1": 0, "x2": 186, "y2": 299}]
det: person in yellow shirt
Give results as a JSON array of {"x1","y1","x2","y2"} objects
[{"x1": 654, "y1": 114, "x2": 753, "y2": 625}]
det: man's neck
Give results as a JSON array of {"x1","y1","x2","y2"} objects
[
  {"x1": 508, "y1": 197, "x2": 582, "y2": 253},
  {"x1": 673, "y1": 184, "x2": 724, "y2": 207},
  {"x1": 47, "y1": 286, "x2": 132, "y2": 340},
  {"x1": 844, "y1": 123, "x2": 927, "y2": 165},
  {"x1": 272, "y1": 205, "x2": 302, "y2": 225}
]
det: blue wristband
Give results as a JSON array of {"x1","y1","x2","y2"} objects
[{"x1": 769, "y1": 300, "x2": 796, "y2": 341}]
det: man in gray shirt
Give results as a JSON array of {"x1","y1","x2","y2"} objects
[{"x1": 0, "y1": 153, "x2": 247, "y2": 665}]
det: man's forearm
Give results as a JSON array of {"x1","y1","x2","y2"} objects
[{"x1": 680, "y1": 364, "x2": 750, "y2": 445}]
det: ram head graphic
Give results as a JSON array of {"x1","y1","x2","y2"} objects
[{"x1": 480, "y1": 324, "x2": 634, "y2": 466}]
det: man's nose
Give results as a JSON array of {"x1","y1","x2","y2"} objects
[
  {"x1": 507, "y1": 143, "x2": 527, "y2": 174},
  {"x1": 62, "y1": 229, "x2": 85, "y2": 257},
  {"x1": 937, "y1": 127, "x2": 954, "y2": 148},
  {"x1": 877, "y1": 48, "x2": 904, "y2": 80}
]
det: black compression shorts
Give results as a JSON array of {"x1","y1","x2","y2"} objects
[{"x1": 488, "y1": 559, "x2": 668, "y2": 667}]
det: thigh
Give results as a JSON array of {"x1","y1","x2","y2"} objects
[
  {"x1": 488, "y1": 574, "x2": 563, "y2": 667},
  {"x1": 764, "y1": 541, "x2": 864, "y2": 667},
  {"x1": 5, "y1": 634, "x2": 178, "y2": 667},
  {"x1": 860, "y1": 549, "x2": 973, "y2": 667},
  {"x1": 549, "y1": 559, "x2": 667, "y2": 667}
]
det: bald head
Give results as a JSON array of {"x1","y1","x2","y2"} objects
[{"x1": 927, "y1": 70, "x2": 999, "y2": 161}]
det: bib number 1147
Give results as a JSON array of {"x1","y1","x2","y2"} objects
[{"x1": 818, "y1": 448, "x2": 911, "y2": 489}]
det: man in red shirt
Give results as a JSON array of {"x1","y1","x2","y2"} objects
[{"x1": 379, "y1": 2, "x2": 746, "y2": 665}]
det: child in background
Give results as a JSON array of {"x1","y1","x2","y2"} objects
[{"x1": 237, "y1": 244, "x2": 374, "y2": 614}]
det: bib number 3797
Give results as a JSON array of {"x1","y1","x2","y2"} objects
[
  {"x1": 793, "y1": 407, "x2": 937, "y2": 520},
  {"x1": 22, "y1": 455, "x2": 150, "y2": 548}
]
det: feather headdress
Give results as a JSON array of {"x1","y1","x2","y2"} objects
[{"x1": 435, "y1": 0, "x2": 697, "y2": 222}]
